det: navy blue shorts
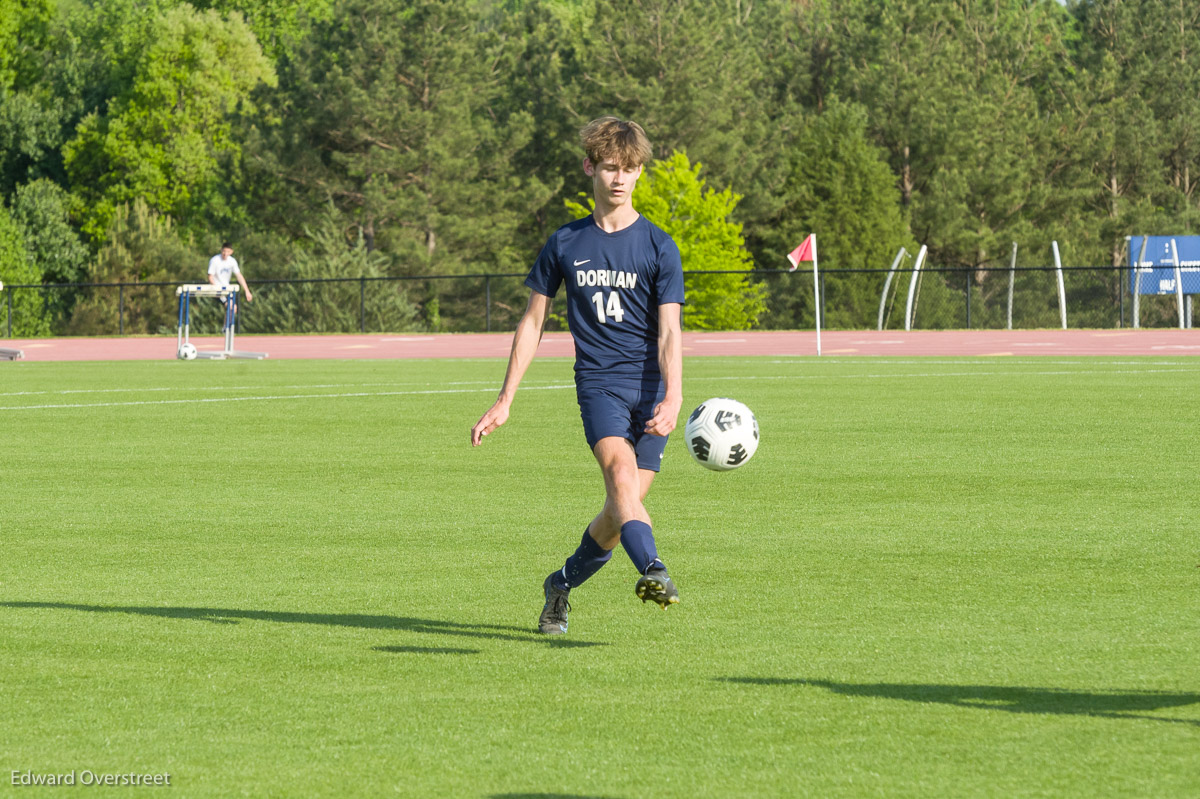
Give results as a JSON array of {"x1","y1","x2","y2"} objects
[{"x1": 576, "y1": 382, "x2": 669, "y2": 472}]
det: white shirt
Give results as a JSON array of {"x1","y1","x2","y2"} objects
[{"x1": 208, "y1": 254, "x2": 240, "y2": 286}]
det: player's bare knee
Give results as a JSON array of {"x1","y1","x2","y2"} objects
[{"x1": 605, "y1": 467, "x2": 640, "y2": 502}]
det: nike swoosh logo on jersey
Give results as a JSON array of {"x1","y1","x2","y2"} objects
[{"x1": 573, "y1": 259, "x2": 591, "y2": 266}]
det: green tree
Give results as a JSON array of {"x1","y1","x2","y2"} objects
[
  {"x1": 0, "y1": 0, "x2": 69, "y2": 195},
  {"x1": 67, "y1": 199, "x2": 202, "y2": 335},
  {"x1": 63, "y1": 4, "x2": 276, "y2": 239},
  {"x1": 755, "y1": 101, "x2": 912, "y2": 329},
  {"x1": 830, "y1": 0, "x2": 1077, "y2": 266},
  {"x1": 566, "y1": 150, "x2": 766, "y2": 330},
  {"x1": 495, "y1": 0, "x2": 592, "y2": 250},
  {"x1": 0, "y1": 201, "x2": 50, "y2": 336},
  {"x1": 249, "y1": 207, "x2": 420, "y2": 334},
  {"x1": 248, "y1": 0, "x2": 546, "y2": 274},
  {"x1": 0, "y1": 0, "x2": 53, "y2": 89},
  {"x1": 553, "y1": 0, "x2": 798, "y2": 239},
  {"x1": 0, "y1": 89, "x2": 64, "y2": 196},
  {"x1": 1070, "y1": 0, "x2": 1200, "y2": 268},
  {"x1": 9, "y1": 178, "x2": 89, "y2": 325},
  {"x1": 194, "y1": 0, "x2": 334, "y2": 62}
]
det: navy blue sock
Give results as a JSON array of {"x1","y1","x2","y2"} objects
[
  {"x1": 555, "y1": 528, "x2": 613, "y2": 589},
  {"x1": 620, "y1": 520, "x2": 663, "y2": 575}
]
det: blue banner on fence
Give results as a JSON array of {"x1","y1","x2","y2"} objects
[{"x1": 1128, "y1": 236, "x2": 1200, "y2": 295}]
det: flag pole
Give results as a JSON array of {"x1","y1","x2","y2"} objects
[{"x1": 812, "y1": 235, "x2": 821, "y2": 356}]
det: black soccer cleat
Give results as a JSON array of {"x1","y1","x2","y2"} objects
[
  {"x1": 538, "y1": 573, "x2": 571, "y2": 634},
  {"x1": 635, "y1": 567, "x2": 680, "y2": 609}
]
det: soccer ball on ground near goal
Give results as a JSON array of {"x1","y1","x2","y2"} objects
[
  {"x1": 684, "y1": 397, "x2": 759, "y2": 471},
  {"x1": 177, "y1": 343, "x2": 197, "y2": 360}
]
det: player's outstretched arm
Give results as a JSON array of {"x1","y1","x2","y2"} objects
[
  {"x1": 471, "y1": 291, "x2": 552, "y2": 446},
  {"x1": 236, "y1": 272, "x2": 253, "y2": 302},
  {"x1": 645, "y1": 302, "x2": 683, "y2": 436}
]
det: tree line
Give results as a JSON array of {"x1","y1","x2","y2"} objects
[{"x1": 1, "y1": 0, "x2": 1197, "y2": 336}]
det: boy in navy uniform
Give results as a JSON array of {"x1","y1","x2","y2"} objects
[{"x1": 471, "y1": 117, "x2": 684, "y2": 634}]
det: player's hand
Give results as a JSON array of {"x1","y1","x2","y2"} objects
[
  {"x1": 644, "y1": 395, "x2": 682, "y2": 437},
  {"x1": 471, "y1": 400, "x2": 511, "y2": 446},
  {"x1": 245, "y1": 290, "x2": 253, "y2": 302}
]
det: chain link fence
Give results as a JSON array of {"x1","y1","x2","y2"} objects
[{"x1": 1, "y1": 266, "x2": 1193, "y2": 338}]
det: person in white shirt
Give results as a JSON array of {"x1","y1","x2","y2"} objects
[{"x1": 207, "y1": 242, "x2": 253, "y2": 314}]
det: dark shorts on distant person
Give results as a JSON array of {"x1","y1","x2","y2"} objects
[{"x1": 576, "y1": 380, "x2": 669, "y2": 472}]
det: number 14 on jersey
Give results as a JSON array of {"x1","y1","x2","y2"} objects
[{"x1": 590, "y1": 291, "x2": 625, "y2": 323}]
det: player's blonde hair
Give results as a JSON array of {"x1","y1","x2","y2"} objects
[{"x1": 580, "y1": 116, "x2": 652, "y2": 168}]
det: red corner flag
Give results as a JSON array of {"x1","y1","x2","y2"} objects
[{"x1": 787, "y1": 234, "x2": 815, "y2": 271}]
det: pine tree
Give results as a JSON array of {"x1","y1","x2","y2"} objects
[
  {"x1": 66, "y1": 199, "x2": 202, "y2": 335},
  {"x1": 755, "y1": 101, "x2": 911, "y2": 329},
  {"x1": 250, "y1": 0, "x2": 550, "y2": 276}
]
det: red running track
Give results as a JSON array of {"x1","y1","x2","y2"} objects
[{"x1": 2, "y1": 329, "x2": 1199, "y2": 361}]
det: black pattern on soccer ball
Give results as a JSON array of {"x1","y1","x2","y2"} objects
[
  {"x1": 715, "y1": 410, "x2": 741, "y2": 431},
  {"x1": 727, "y1": 444, "x2": 748, "y2": 466}
]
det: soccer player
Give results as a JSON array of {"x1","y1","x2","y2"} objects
[{"x1": 471, "y1": 116, "x2": 684, "y2": 635}]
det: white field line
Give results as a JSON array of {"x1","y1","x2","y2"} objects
[
  {"x1": 700, "y1": 367, "x2": 1200, "y2": 382},
  {"x1": 0, "y1": 379, "x2": 532, "y2": 398},
  {"x1": 768, "y1": 358, "x2": 1200, "y2": 366},
  {"x1": 2, "y1": 366, "x2": 1197, "y2": 412},
  {"x1": 0, "y1": 384, "x2": 573, "y2": 411}
]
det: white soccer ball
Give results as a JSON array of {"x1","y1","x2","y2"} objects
[
  {"x1": 684, "y1": 397, "x2": 759, "y2": 471},
  {"x1": 177, "y1": 343, "x2": 197, "y2": 360}
]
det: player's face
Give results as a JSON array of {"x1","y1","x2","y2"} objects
[
  {"x1": 585, "y1": 158, "x2": 642, "y2": 210},
  {"x1": 221, "y1": 247, "x2": 233, "y2": 258}
]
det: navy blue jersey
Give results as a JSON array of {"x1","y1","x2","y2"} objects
[{"x1": 526, "y1": 215, "x2": 685, "y2": 386}]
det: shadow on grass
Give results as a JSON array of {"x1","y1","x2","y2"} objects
[
  {"x1": 374, "y1": 645, "x2": 482, "y2": 655},
  {"x1": 1, "y1": 601, "x2": 607, "y2": 649},
  {"x1": 718, "y1": 677, "x2": 1200, "y2": 727},
  {"x1": 491, "y1": 794, "x2": 624, "y2": 799}
]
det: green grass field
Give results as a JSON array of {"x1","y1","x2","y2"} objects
[{"x1": 2, "y1": 355, "x2": 1198, "y2": 797}]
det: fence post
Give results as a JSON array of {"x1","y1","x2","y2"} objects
[
  {"x1": 905, "y1": 245, "x2": 928, "y2": 331},
  {"x1": 965, "y1": 267, "x2": 972, "y2": 329},
  {"x1": 1128, "y1": 233, "x2": 1147, "y2": 328},
  {"x1": 1117, "y1": 264, "x2": 1123, "y2": 327},
  {"x1": 1171, "y1": 238, "x2": 1185, "y2": 329},
  {"x1": 360, "y1": 277, "x2": 366, "y2": 333},
  {"x1": 877, "y1": 248, "x2": 907, "y2": 330},
  {"x1": 1052, "y1": 241, "x2": 1067, "y2": 329},
  {"x1": 485, "y1": 275, "x2": 491, "y2": 333},
  {"x1": 5, "y1": 285, "x2": 11, "y2": 338},
  {"x1": 119, "y1": 282, "x2": 125, "y2": 335},
  {"x1": 1007, "y1": 242, "x2": 1017, "y2": 330},
  {"x1": 819, "y1": 271, "x2": 826, "y2": 331}
]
